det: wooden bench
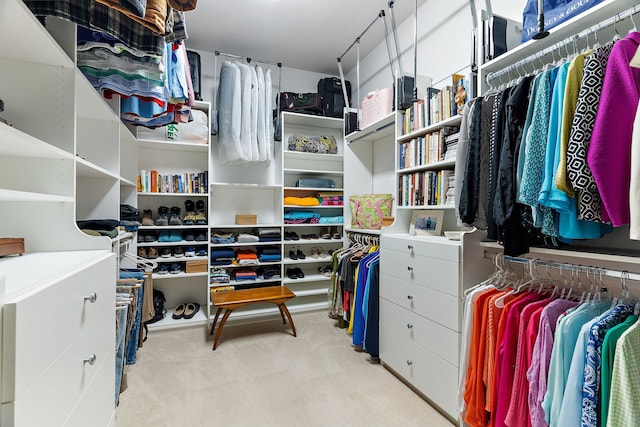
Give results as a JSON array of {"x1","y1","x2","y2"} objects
[{"x1": 209, "y1": 286, "x2": 297, "y2": 350}]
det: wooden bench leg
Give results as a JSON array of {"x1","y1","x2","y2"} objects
[
  {"x1": 210, "y1": 307, "x2": 223, "y2": 336},
  {"x1": 279, "y1": 304, "x2": 297, "y2": 337},
  {"x1": 278, "y1": 305, "x2": 286, "y2": 324},
  {"x1": 213, "y1": 309, "x2": 233, "y2": 351}
]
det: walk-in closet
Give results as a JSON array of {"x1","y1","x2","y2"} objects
[{"x1": 2, "y1": 0, "x2": 640, "y2": 426}]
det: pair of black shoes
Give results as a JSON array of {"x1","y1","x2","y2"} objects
[
  {"x1": 284, "y1": 231, "x2": 300, "y2": 241},
  {"x1": 289, "y1": 247, "x2": 306, "y2": 260},
  {"x1": 286, "y1": 268, "x2": 305, "y2": 279}
]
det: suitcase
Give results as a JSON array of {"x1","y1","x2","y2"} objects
[
  {"x1": 186, "y1": 50, "x2": 202, "y2": 101},
  {"x1": 318, "y1": 77, "x2": 352, "y2": 118}
]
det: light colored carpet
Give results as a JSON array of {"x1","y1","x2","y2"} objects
[{"x1": 115, "y1": 310, "x2": 456, "y2": 427}]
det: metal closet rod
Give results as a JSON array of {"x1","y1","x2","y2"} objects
[
  {"x1": 338, "y1": 10, "x2": 385, "y2": 60},
  {"x1": 214, "y1": 50, "x2": 282, "y2": 68},
  {"x1": 483, "y1": 251, "x2": 640, "y2": 283},
  {"x1": 486, "y1": 3, "x2": 640, "y2": 83}
]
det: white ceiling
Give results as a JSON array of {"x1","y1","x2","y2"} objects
[{"x1": 184, "y1": 0, "x2": 426, "y2": 75}]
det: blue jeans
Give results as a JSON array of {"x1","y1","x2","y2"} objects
[{"x1": 115, "y1": 303, "x2": 128, "y2": 405}]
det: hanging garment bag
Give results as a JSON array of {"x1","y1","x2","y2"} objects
[{"x1": 186, "y1": 50, "x2": 202, "y2": 100}]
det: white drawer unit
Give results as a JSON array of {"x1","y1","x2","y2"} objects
[
  {"x1": 1, "y1": 251, "x2": 115, "y2": 427},
  {"x1": 379, "y1": 234, "x2": 462, "y2": 421}
]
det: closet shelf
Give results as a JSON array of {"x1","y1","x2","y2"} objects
[
  {"x1": 152, "y1": 271, "x2": 208, "y2": 280},
  {"x1": 282, "y1": 273, "x2": 331, "y2": 285},
  {"x1": 479, "y1": 241, "x2": 640, "y2": 267},
  {"x1": 0, "y1": 189, "x2": 74, "y2": 203},
  {"x1": 146, "y1": 307, "x2": 208, "y2": 330},
  {"x1": 214, "y1": 223, "x2": 283, "y2": 228},
  {"x1": 284, "y1": 151, "x2": 344, "y2": 161},
  {"x1": 291, "y1": 288, "x2": 329, "y2": 298},
  {"x1": 120, "y1": 177, "x2": 137, "y2": 187},
  {"x1": 212, "y1": 261, "x2": 282, "y2": 269},
  {"x1": 154, "y1": 256, "x2": 209, "y2": 263},
  {"x1": 344, "y1": 228, "x2": 383, "y2": 235},
  {"x1": 282, "y1": 112, "x2": 343, "y2": 130},
  {"x1": 397, "y1": 159, "x2": 456, "y2": 174},
  {"x1": 285, "y1": 223, "x2": 344, "y2": 228},
  {"x1": 284, "y1": 186, "x2": 344, "y2": 192},
  {"x1": 210, "y1": 182, "x2": 281, "y2": 189},
  {"x1": 137, "y1": 139, "x2": 209, "y2": 152},
  {"x1": 345, "y1": 112, "x2": 396, "y2": 145},
  {"x1": 0, "y1": 123, "x2": 73, "y2": 160},
  {"x1": 211, "y1": 278, "x2": 282, "y2": 287},
  {"x1": 480, "y1": 0, "x2": 637, "y2": 75},
  {"x1": 397, "y1": 115, "x2": 462, "y2": 143},
  {"x1": 210, "y1": 241, "x2": 282, "y2": 248},
  {"x1": 283, "y1": 258, "x2": 332, "y2": 265},
  {"x1": 283, "y1": 168, "x2": 344, "y2": 176},
  {"x1": 283, "y1": 238, "x2": 343, "y2": 245},
  {"x1": 76, "y1": 157, "x2": 120, "y2": 180},
  {"x1": 138, "y1": 241, "x2": 209, "y2": 248},
  {"x1": 137, "y1": 192, "x2": 208, "y2": 197},
  {"x1": 396, "y1": 204, "x2": 456, "y2": 210},
  {"x1": 138, "y1": 225, "x2": 208, "y2": 230},
  {"x1": 284, "y1": 204, "x2": 343, "y2": 209}
]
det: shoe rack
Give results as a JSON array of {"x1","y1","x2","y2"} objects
[{"x1": 135, "y1": 101, "x2": 212, "y2": 330}]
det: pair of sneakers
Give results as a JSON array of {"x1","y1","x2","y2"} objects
[
  {"x1": 183, "y1": 200, "x2": 207, "y2": 225},
  {"x1": 156, "y1": 206, "x2": 183, "y2": 226},
  {"x1": 157, "y1": 263, "x2": 182, "y2": 275},
  {"x1": 158, "y1": 230, "x2": 183, "y2": 242}
]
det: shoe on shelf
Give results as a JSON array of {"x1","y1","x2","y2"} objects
[
  {"x1": 310, "y1": 247, "x2": 319, "y2": 259},
  {"x1": 331, "y1": 226, "x2": 341, "y2": 239},
  {"x1": 320, "y1": 227, "x2": 331, "y2": 239},
  {"x1": 284, "y1": 231, "x2": 292, "y2": 241},
  {"x1": 160, "y1": 247, "x2": 172, "y2": 258},
  {"x1": 183, "y1": 230, "x2": 195, "y2": 241},
  {"x1": 290, "y1": 231, "x2": 300, "y2": 241},
  {"x1": 172, "y1": 303, "x2": 186, "y2": 319},
  {"x1": 173, "y1": 247, "x2": 185, "y2": 258},
  {"x1": 289, "y1": 248, "x2": 298, "y2": 260},
  {"x1": 195, "y1": 200, "x2": 207, "y2": 225},
  {"x1": 286, "y1": 268, "x2": 298, "y2": 280},
  {"x1": 183, "y1": 302, "x2": 200, "y2": 319},
  {"x1": 317, "y1": 247, "x2": 328, "y2": 258},
  {"x1": 293, "y1": 267, "x2": 305, "y2": 279},
  {"x1": 183, "y1": 199, "x2": 197, "y2": 225},
  {"x1": 185, "y1": 246, "x2": 196, "y2": 257},
  {"x1": 147, "y1": 247, "x2": 159, "y2": 259},
  {"x1": 158, "y1": 230, "x2": 171, "y2": 242},
  {"x1": 137, "y1": 247, "x2": 147, "y2": 258},
  {"x1": 296, "y1": 247, "x2": 306, "y2": 260},
  {"x1": 170, "y1": 263, "x2": 182, "y2": 274},
  {"x1": 169, "y1": 230, "x2": 183, "y2": 242},
  {"x1": 156, "y1": 206, "x2": 169, "y2": 226},
  {"x1": 141, "y1": 209, "x2": 155, "y2": 226},
  {"x1": 144, "y1": 232, "x2": 157, "y2": 242},
  {"x1": 137, "y1": 232, "x2": 144, "y2": 243},
  {"x1": 195, "y1": 232, "x2": 207, "y2": 242},
  {"x1": 157, "y1": 264, "x2": 170, "y2": 275},
  {"x1": 169, "y1": 206, "x2": 183, "y2": 225},
  {"x1": 196, "y1": 248, "x2": 208, "y2": 257},
  {"x1": 318, "y1": 266, "x2": 332, "y2": 277}
]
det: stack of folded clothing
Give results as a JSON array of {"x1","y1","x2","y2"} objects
[
  {"x1": 258, "y1": 266, "x2": 281, "y2": 280},
  {"x1": 236, "y1": 249, "x2": 259, "y2": 265},
  {"x1": 210, "y1": 249, "x2": 235, "y2": 266},
  {"x1": 258, "y1": 229, "x2": 281, "y2": 242},
  {"x1": 318, "y1": 195, "x2": 343, "y2": 206},
  {"x1": 258, "y1": 247, "x2": 281, "y2": 262},
  {"x1": 210, "y1": 268, "x2": 230, "y2": 284},
  {"x1": 211, "y1": 231, "x2": 236, "y2": 244},
  {"x1": 234, "y1": 268, "x2": 257, "y2": 282},
  {"x1": 284, "y1": 210, "x2": 321, "y2": 224},
  {"x1": 284, "y1": 196, "x2": 320, "y2": 206},
  {"x1": 77, "y1": 219, "x2": 121, "y2": 238},
  {"x1": 236, "y1": 233, "x2": 259, "y2": 243},
  {"x1": 120, "y1": 204, "x2": 142, "y2": 231},
  {"x1": 318, "y1": 215, "x2": 344, "y2": 224}
]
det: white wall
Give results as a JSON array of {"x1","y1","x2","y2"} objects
[{"x1": 346, "y1": 0, "x2": 527, "y2": 105}]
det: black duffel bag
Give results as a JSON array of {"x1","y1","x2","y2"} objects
[{"x1": 277, "y1": 92, "x2": 323, "y2": 115}]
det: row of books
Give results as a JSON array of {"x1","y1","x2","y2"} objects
[
  {"x1": 139, "y1": 170, "x2": 208, "y2": 194},
  {"x1": 398, "y1": 126, "x2": 460, "y2": 170},
  {"x1": 400, "y1": 74, "x2": 466, "y2": 135},
  {"x1": 398, "y1": 170, "x2": 453, "y2": 207}
]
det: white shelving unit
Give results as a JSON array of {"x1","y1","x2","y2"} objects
[
  {"x1": 281, "y1": 112, "x2": 345, "y2": 312},
  {"x1": 135, "y1": 100, "x2": 211, "y2": 330},
  {"x1": 0, "y1": 1, "x2": 122, "y2": 425}
]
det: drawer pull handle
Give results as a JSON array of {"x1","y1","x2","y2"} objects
[
  {"x1": 406, "y1": 360, "x2": 413, "y2": 366},
  {"x1": 83, "y1": 354, "x2": 97, "y2": 365},
  {"x1": 407, "y1": 266, "x2": 413, "y2": 272},
  {"x1": 407, "y1": 245, "x2": 414, "y2": 250},
  {"x1": 407, "y1": 323, "x2": 413, "y2": 329},
  {"x1": 407, "y1": 295, "x2": 414, "y2": 300},
  {"x1": 84, "y1": 292, "x2": 97, "y2": 303}
]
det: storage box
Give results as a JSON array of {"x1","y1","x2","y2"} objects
[
  {"x1": 186, "y1": 260, "x2": 208, "y2": 274},
  {"x1": 0, "y1": 238, "x2": 25, "y2": 256},
  {"x1": 361, "y1": 88, "x2": 393, "y2": 129},
  {"x1": 235, "y1": 214, "x2": 257, "y2": 225}
]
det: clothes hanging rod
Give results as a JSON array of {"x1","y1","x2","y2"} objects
[
  {"x1": 338, "y1": 10, "x2": 385, "y2": 61},
  {"x1": 485, "y1": 3, "x2": 640, "y2": 83},
  {"x1": 483, "y1": 250, "x2": 640, "y2": 283},
  {"x1": 214, "y1": 50, "x2": 282, "y2": 68}
]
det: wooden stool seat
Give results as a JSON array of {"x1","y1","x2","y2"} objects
[{"x1": 209, "y1": 286, "x2": 297, "y2": 350}]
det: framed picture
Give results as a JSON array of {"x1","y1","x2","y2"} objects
[{"x1": 409, "y1": 210, "x2": 444, "y2": 236}]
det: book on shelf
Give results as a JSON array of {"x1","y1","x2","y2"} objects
[
  {"x1": 399, "y1": 170, "x2": 453, "y2": 207},
  {"x1": 139, "y1": 170, "x2": 209, "y2": 193}
]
